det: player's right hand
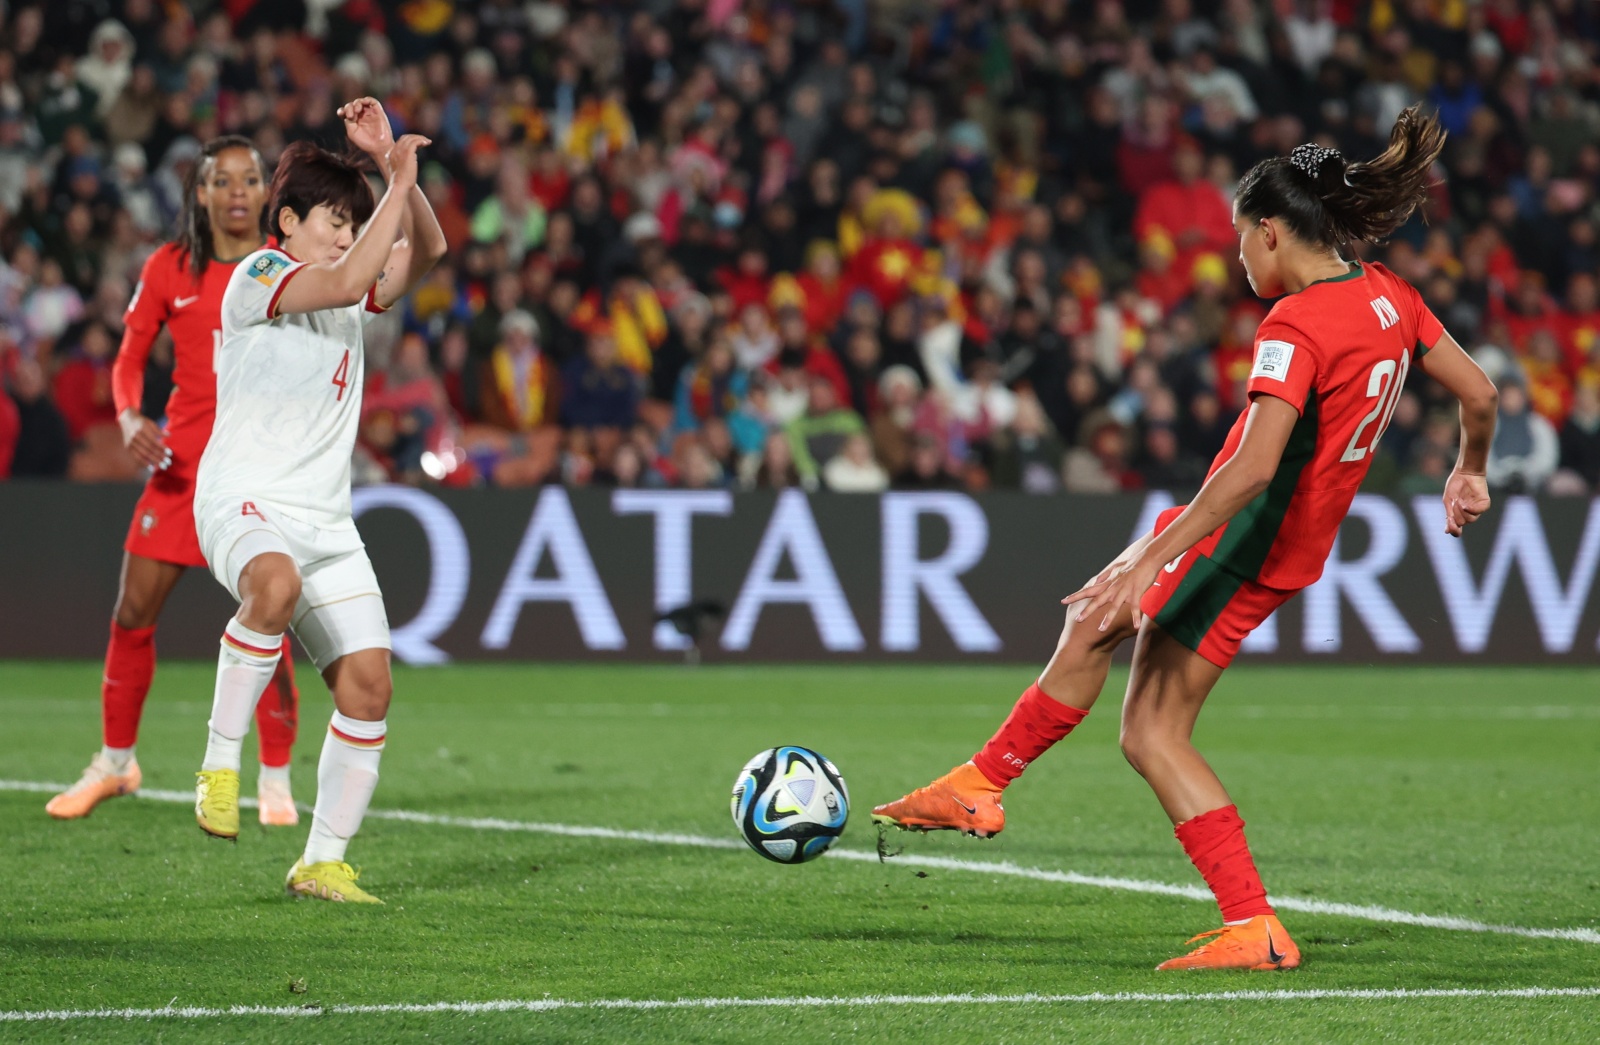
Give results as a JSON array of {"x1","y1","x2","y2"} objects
[
  {"x1": 1442, "y1": 469, "x2": 1490, "y2": 538},
  {"x1": 119, "y1": 409, "x2": 171, "y2": 471},
  {"x1": 387, "y1": 134, "x2": 429, "y2": 192}
]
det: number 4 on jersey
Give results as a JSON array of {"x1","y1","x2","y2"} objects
[{"x1": 331, "y1": 349, "x2": 350, "y2": 401}]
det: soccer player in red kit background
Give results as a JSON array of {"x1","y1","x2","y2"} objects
[
  {"x1": 873, "y1": 106, "x2": 1499, "y2": 971},
  {"x1": 47, "y1": 136, "x2": 302, "y2": 826}
]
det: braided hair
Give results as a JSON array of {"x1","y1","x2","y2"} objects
[
  {"x1": 1235, "y1": 105, "x2": 1447, "y2": 252},
  {"x1": 173, "y1": 135, "x2": 267, "y2": 279}
]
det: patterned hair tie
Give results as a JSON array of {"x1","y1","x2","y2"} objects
[{"x1": 1289, "y1": 143, "x2": 1341, "y2": 179}]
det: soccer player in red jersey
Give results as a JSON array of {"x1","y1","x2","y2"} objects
[
  {"x1": 873, "y1": 107, "x2": 1500, "y2": 970},
  {"x1": 47, "y1": 137, "x2": 302, "y2": 826}
]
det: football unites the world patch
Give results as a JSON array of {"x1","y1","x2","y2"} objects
[
  {"x1": 251, "y1": 253, "x2": 292, "y2": 286},
  {"x1": 1251, "y1": 339, "x2": 1296, "y2": 381}
]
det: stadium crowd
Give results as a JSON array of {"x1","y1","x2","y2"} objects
[{"x1": 0, "y1": 0, "x2": 1598, "y2": 497}]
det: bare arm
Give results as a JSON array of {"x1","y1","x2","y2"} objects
[
  {"x1": 1064, "y1": 394, "x2": 1301, "y2": 630},
  {"x1": 1418, "y1": 330, "x2": 1496, "y2": 536},
  {"x1": 336, "y1": 96, "x2": 448, "y2": 309},
  {"x1": 273, "y1": 134, "x2": 427, "y2": 316},
  {"x1": 369, "y1": 154, "x2": 448, "y2": 309}
]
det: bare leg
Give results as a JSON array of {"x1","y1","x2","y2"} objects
[
  {"x1": 113, "y1": 553, "x2": 186, "y2": 629},
  {"x1": 1037, "y1": 601, "x2": 1139, "y2": 709},
  {"x1": 1118, "y1": 621, "x2": 1230, "y2": 823},
  {"x1": 236, "y1": 553, "x2": 300, "y2": 634},
  {"x1": 321, "y1": 647, "x2": 392, "y2": 722}
]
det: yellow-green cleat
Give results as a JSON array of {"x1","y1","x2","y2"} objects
[
  {"x1": 194, "y1": 769, "x2": 240, "y2": 840},
  {"x1": 286, "y1": 859, "x2": 384, "y2": 904}
]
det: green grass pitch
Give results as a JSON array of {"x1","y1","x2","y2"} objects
[{"x1": 3, "y1": 661, "x2": 1599, "y2": 1043}]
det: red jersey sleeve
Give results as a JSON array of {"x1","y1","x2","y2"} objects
[
  {"x1": 1409, "y1": 284, "x2": 1445, "y2": 357},
  {"x1": 113, "y1": 249, "x2": 173, "y2": 416},
  {"x1": 1245, "y1": 317, "x2": 1320, "y2": 416}
]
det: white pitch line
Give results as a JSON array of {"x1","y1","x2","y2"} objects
[
  {"x1": 4, "y1": 779, "x2": 1598, "y2": 946},
  {"x1": 5, "y1": 987, "x2": 1600, "y2": 1023}
]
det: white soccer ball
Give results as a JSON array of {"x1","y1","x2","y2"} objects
[{"x1": 730, "y1": 746, "x2": 849, "y2": 864}]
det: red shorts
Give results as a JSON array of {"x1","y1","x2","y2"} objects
[
  {"x1": 1138, "y1": 506, "x2": 1297, "y2": 669},
  {"x1": 124, "y1": 462, "x2": 206, "y2": 568}
]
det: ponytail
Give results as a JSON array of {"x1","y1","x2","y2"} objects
[
  {"x1": 173, "y1": 135, "x2": 266, "y2": 279},
  {"x1": 1235, "y1": 105, "x2": 1447, "y2": 252}
]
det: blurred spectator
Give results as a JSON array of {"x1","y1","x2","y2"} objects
[
  {"x1": 51, "y1": 321, "x2": 116, "y2": 442},
  {"x1": 0, "y1": 0, "x2": 1594, "y2": 499},
  {"x1": 992, "y1": 392, "x2": 1065, "y2": 494},
  {"x1": 821, "y1": 432, "x2": 888, "y2": 493},
  {"x1": 1556, "y1": 384, "x2": 1600, "y2": 490},
  {"x1": 786, "y1": 376, "x2": 866, "y2": 490},
  {"x1": 561, "y1": 324, "x2": 640, "y2": 465},
  {"x1": 1487, "y1": 383, "x2": 1560, "y2": 493},
  {"x1": 6, "y1": 357, "x2": 69, "y2": 477}
]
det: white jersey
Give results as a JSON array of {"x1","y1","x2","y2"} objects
[{"x1": 196, "y1": 248, "x2": 385, "y2": 529}]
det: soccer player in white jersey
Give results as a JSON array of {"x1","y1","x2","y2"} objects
[{"x1": 191, "y1": 98, "x2": 445, "y2": 903}]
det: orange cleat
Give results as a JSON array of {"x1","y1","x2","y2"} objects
[
  {"x1": 257, "y1": 777, "x2": 300, "y2": 827},
  {"x1": 46, "y1": 753, "x2": 142, "y2": 819},
  {"x1": 870, "y1": 763, "x2": 1005, "y2": 838},
  {"x1": 1156, "y1": 915, "x2": 1301, "y2": 971}
]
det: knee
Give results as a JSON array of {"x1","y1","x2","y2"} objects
[
  {"x1": 1118, "y1": 721, "x2": 1158, "y2": 776},
  {"x1": 344, "y1": 673, "x2": 393, "y2": 721},
  {"x1": 113, "y1": 588, "x2": 159, "y2": 629},
  {"x1": 242, "y1": 571, "x2": 301, "y2": 631}
]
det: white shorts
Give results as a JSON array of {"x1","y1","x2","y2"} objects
[{"x1": 196, "y1": 497, "x2": 391, "y2": 671}]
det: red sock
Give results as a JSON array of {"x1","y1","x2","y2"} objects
[
  {"x1": 970, "y1": 683, "x2": 1090, "y2": 788},
  {"x1": 1175, "y1": 804, "x2": 1275, "y2": 923},
  {"x1": 254, "y1": 637, "x2": 300, "y2": 768},
  {"x1": 101, "y1": 622, "x2": 157, "y2": 748}
]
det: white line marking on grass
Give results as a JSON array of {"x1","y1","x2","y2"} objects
[
  {"x1": 6, "y1": 987, "x2": 1600, "y2": 1023},
  {"x1": 5, "y1": 779, "x2": 1598, "y2": 946}
]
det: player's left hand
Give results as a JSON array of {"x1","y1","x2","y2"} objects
[
  {"x1": 1062, "y1": 554, "x2": 1162, "y2": 632},
  {"x1": 339, "y1": 97, "x2": 393, "y2": 157}
]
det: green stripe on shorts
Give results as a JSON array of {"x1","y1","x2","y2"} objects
[{"x1": 1152, "y1": 553, "x2": 1248, "y2": 655}]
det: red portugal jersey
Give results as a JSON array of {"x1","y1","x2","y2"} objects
[
  {"x1": 1198, "y1": 261, "x2": 1444, "y2": 589},
  {"x1": 113, "y1": 244, "x2": 248, "y2": 476}
]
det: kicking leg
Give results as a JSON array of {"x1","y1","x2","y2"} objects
[
  {"x1": 1120, "y1": 623, "x2": 1297, "y2": 971},
  {"x1": 48, "y1": 554, "x2": 184, "y2": 819},
  {"x1": 871, "y1": 602, "x2": 1138, "y2": 837}
]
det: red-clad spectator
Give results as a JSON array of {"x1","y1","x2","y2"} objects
[
  {"x1": 1499, "y1": 272, "x2": 1567, "y2": 363},
  {"x1": 1133, "y1": 232, "x2": 1193, "y2": 316},
  {"x1": 52, "y1": 321, "x2": 118, "y2": 442},
  {"x1": 1561, "y1": 274, "x2": 1600, "y2": 364},
  {"x1": 1134, "y1": 136, "x2": 1234, "y2": 277},
  {"x1": 765, "y1": 309, "x2": 850, "y2": 409},
  {"x1": 1524, "y1": 329, "x2": 1575, "y2": 427},
  {"x1": 423, "y1": 165, "x2": 473, "y2": 253},
  {"x1": 847, "y1": 193, "x2": 926, "y2": 308},
  {"x1": 715, "y1": 243, "x2": 771, "y2": 314},
  {"x1": 1486, "y1": 0, "x2": 1531, "y2": 55},
  {"x1": 528, "y1": 146, "x2": 572, "y2": 212},
  {"x1": 0, "y1": 373, "x2": 17, "y2": 476},
  {"x1": 1116, "y1": 96, "x2": 1179, "y2": 200},
  {"x1": 778, "y1": 241, "x2": 846, "y2": 335}
]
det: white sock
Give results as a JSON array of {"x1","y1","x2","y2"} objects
[
  {"x1": 100, "y1": 745, "x2": 135, "y2": 770},
  {"x1": 259, "y1": 763, "x2": 291, "y2": 788},
  {"x1": 303, "y1": 712, "x2": 385, "y2": 866},
  {"x1": 201, "y1": 618, "x2": 283, "y2": 772}
]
